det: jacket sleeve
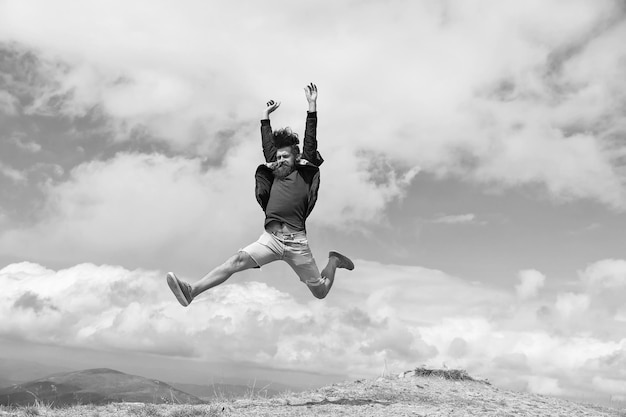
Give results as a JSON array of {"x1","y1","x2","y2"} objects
[
  {"x1": 255, "y1": 165, "x2": 273, "y2": 211},
  {"x1": 301, "y1": 112, "x2": 324, "y2": 166},
  {"x1": 261, "y1": 119, "x2": 276, "y2": 163},
  {"x1": 305, "y1": 168, "x2": 321, "y2": 219}
]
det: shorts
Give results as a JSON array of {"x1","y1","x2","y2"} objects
[{"x1": 240, "y1": 231, "x2": 325, "y2": 287}]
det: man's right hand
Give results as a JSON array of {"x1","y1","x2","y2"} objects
[{"x1": 263, "y1": 100, "x2": 280, "y2": 119}]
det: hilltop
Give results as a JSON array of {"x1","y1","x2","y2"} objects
[
  {"x1": 1, "y1": 368, "x2": 623, "y2": 416},
  {"x1": 0, "y1": 368, "x2": 204, "y2": 407}
]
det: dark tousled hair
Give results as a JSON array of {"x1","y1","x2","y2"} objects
[{"x1": 273, "y1": 128, "x2": 300, "y2": 156}]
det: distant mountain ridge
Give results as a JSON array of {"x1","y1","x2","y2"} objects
[{"x1": 0, "y1": 368, "x2": 205, "y2": 406}]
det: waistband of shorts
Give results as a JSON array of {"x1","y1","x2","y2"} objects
[{"x1": 269, "y1": 229, "x2": 306, "y2": 239}]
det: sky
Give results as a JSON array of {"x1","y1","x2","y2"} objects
[{"x1": 1, "y1": 0, "x2": 626, "y2": 405}]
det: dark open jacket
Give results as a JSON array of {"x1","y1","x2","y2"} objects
[{"x1": 255, "y1": 111, "x2": 324, "y2": 220}]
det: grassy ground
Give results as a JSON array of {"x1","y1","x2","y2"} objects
[{"x1": 2, "y1": 369, "x2": 625, "y2": 417}]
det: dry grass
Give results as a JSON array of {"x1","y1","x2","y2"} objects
[
  {"x1": 1, "y1": 370, "x2": 624, "y2": 417},
  {"x1": 410, "y1": 367, "x2": 489, "y2": 383}
]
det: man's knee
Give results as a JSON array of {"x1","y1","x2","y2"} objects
[
  {"x1": 223, "y1": 251, "x2": 255, "y2": 272},
  {"x1": 308, "y1": 283, "x2": 328, "y2": 299}
]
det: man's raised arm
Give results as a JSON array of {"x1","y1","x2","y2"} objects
[
  {"x1": 261, "y1": 100, "x2": 280, "y2": 163},
  {"x1": 302, "y1": 83, "x2": 323, "y2": 166}
]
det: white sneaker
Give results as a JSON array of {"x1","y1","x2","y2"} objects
[{"x1": 166, "y1": 272, "x2": 193, "y2": 307}]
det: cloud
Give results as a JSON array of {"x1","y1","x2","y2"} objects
[
  {"x1": 313, "y1": 152, "x2": 420, "y2": 226},
  {"x1": 0, "y1": 0, "x2": 624, "y2": 210},
  {"x1": 431, "y1": 213, "x2": 478, "y2": 224},
  {"x1": 7, "y1": 134, "x2": 42, "y2": 153},
  {"x1": 0, "y1": 90, "x2": 19, "y2": 115},
  {"x1": 0, "y1": 260, "x2": 500, "y2": 376},
  {"x1": 0, "y1": 40, "x2": 420, "y2": 240},
  {"x1": 515, "y1": 269, "x2": 546, "y2": 299},
  {"x1": 0, "y1": 261, "x2": 450, "y2": 374},
  {"x1": 2, "y1": 258, "x2": 626, "y2": 402},
  {"x1": 580, "y1": 258, "x2": 626, "y2": 289},
  {"x1": 0, "y1": 162, "x2": 26, "y2": 183},
  {"x1": 0, "y1": 145, "x2": 420, "y2": 269},
  {"x1": 0, "y1": 150, "x2": 261, "y2": 270},
  {"x1": 554, "y1": 292, "x2": 590, "y2": 318},
  {"x1": 0, "y1": 262, "x2": 194, "y2": 357},
  {"x1": 13, "y1": 291, "x2": 57, "y2": 313}
]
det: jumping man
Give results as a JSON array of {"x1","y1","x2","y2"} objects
[{"x1": 166, "y1": 83, "x2": 354, "y2": 306}]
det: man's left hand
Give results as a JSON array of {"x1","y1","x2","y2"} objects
[
  {"x1": 305, "y1": 83, "x2": 317, "y2": 113},
  {"x1": 304, "y1": 83, "x2": 317, "y2": 102}
]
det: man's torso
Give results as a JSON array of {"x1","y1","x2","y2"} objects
[{"x1": 264, "y1": 169, "x2": 309, "y2": 232}]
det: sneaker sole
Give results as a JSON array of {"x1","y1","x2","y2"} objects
[
  {"x1": 329, "y1": 251, "x2": 355, "y2": 270},
  {"x1": 166, "y1": 272, "x2": 190, "y2": 307}
]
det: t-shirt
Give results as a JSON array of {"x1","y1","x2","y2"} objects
[{"x1": 264, "y1": 170, "x2": 309, "y2": 231}]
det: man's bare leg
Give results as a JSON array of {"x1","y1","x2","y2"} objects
[
  {"x1": 167, "y1": 251, "x2": 257, "y2": 306},
  {"x1": 308, "y1": 251, "x2": 354, "y2": 300},
  {"x1": 192, "y1": 251, "x2": 257, "y2": 296}
]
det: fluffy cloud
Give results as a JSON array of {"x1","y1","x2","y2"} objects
[
  {"x1": 0, "y1": 147, "x2": 268, "y2": 271},
  {"x1": 1, "y1": 0, "x2": 625, "y2": 210},
  {"x1": 2, "y1": 259, "x2": 626, "y2": 401},
  {"x1": 515, "y1": 269, "x2": 546, "y2": 299},
  {"x1": 0, "y1": 261, "x2": 457, "y2": 375},
  {"x1": 555, "y1": 292, "x2": 590, "y2": 318},
  {"x1": 0, "y1": 145, "x2": 419, "y2": 270},
  {"x1": 581, "y1": 258, "x2": 626, "y2": 289}
]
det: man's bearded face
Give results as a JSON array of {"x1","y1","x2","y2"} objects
[{"x1": 273, "y1": 147, "x2": 297, "y2": 179}]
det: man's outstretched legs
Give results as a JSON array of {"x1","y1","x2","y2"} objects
[
  {"x1": 307, "y1": 251, "x2": 354, "y2": 300},
  {"x1": 167, "y1": 251, "x2": 258, "y2": 307}
]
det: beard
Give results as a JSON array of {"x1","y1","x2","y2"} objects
[{"x1": 272, "y1": 161, "x2": 295, "y2": 179}]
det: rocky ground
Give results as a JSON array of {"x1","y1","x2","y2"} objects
[{"x1": 1, "y1": 370, "x2": 624, "y2": 417}]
